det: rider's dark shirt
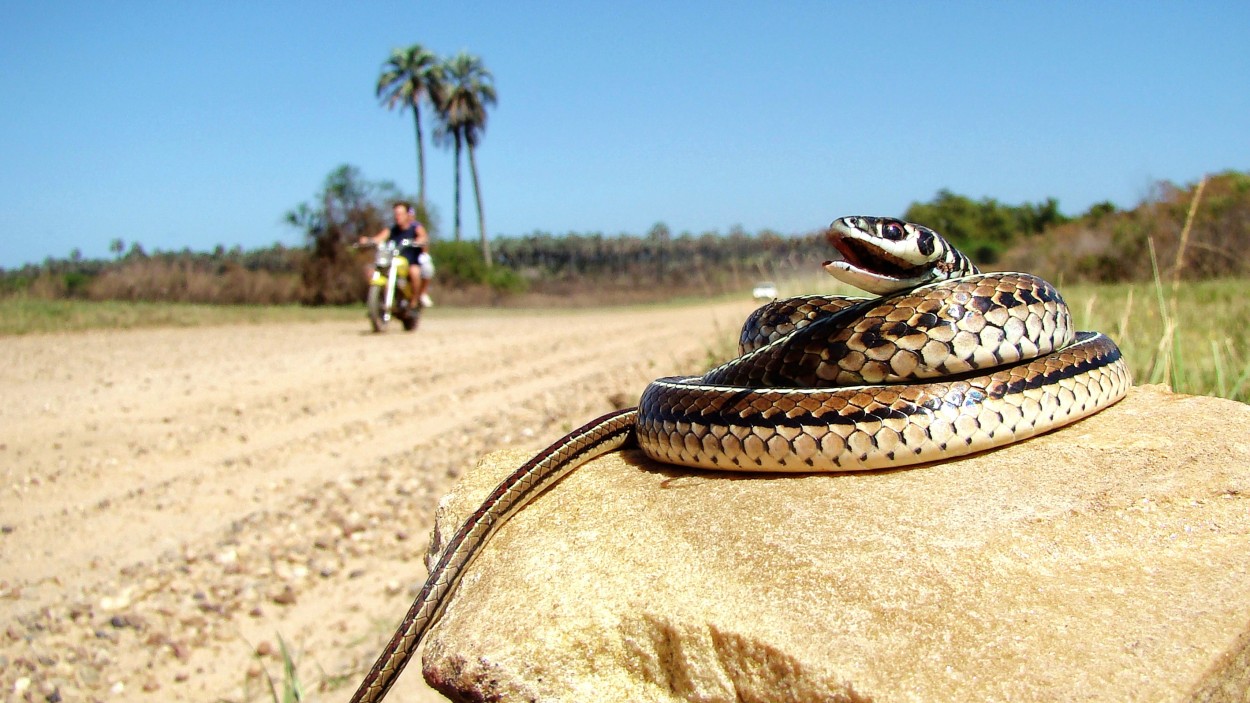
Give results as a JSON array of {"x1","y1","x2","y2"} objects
[
  {"x1": 389, "y1": 224, "x2": 419, "y2": 245},
  {"x1": 389, "y1": 224, "x2": 424, "y2": 255}
]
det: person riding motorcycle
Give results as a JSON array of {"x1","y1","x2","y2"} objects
[{"x1": 359, "y1": 201, "x2": 434, "y2": 307}]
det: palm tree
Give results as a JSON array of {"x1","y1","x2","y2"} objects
[
  {"x1": 435, "y1": 52, "x2": 497, "y2": 263},
  {"x1": 376, "y1": 44, "x2": 445, "y2": 208}
]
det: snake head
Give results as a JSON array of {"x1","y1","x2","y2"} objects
[{"x1": 823, "y1": 216, "x2": 952, "y2": 294}]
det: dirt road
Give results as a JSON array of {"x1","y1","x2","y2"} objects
[{"x1": 0, "y1": 300, "x2": 755, "y2": 702}]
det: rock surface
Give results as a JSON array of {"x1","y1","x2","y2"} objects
[{"x1": 421, "y1": 385, "x2": 1250, "y2": 702}]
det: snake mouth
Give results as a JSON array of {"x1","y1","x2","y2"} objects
[
  {"x1": 823, "y1": 223, "x2": 925, "y2": 294},
  {"x1": 824, "y1": 234, "x2": 916, "y2": 279}
]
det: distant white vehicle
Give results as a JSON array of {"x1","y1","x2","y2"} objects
[{"x1": 752, "y1": 281, "x2": 778, "y2": 300}]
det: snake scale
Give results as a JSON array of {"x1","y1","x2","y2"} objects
[{"x1": 348, "y1": 216, "x2": 1131, "y2": 702}]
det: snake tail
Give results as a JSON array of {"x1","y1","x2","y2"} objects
[{"x1": 348, "y1": 407, "x2": 637, "y2": 703}]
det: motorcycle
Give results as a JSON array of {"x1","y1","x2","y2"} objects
[{"x1": 362, "y1": 239, "x2": 421, "y2": 333}]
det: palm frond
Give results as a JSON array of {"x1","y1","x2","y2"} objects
[
  {"x1": 435, "y1": 51, "x2": 496, "y2": 143},
  {"x1": 375, "y1": 44, "x2": 442, "y2": 112}
]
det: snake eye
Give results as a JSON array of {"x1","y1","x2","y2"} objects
[{"x1": 881, "y1": 222, "x2": 906, "y2": 241}]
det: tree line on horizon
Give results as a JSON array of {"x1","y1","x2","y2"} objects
[{"x1": 5, "y1": 170, "x2": 1247, "y2": 306}]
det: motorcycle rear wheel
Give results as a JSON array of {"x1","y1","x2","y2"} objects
[{"x1": 401, "y1": 306, "x2": 420, "y2": 332}]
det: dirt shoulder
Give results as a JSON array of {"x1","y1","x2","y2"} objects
[{"x1": 0, "y1": 300, "x2": 755, "y2": 702}]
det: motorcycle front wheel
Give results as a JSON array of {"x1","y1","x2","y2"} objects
[{"x1": 366, "y1": 285, "x2": 387, "y2": 333}]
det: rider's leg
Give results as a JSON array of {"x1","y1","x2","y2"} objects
[
  {"x1": 407, "y1": 267, "x2": 421, "y2": 304},
  {"x1": 417, "y1": 276, "x2": 430, "y2": 306},
  {"x1": 417, "y1": 253, "x2": 434, "y2": 307}
]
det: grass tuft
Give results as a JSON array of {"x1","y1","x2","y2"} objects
[{"x1": 257, "y1": 634, "x2": 304, "y2": 703}]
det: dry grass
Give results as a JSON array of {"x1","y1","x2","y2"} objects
[
  {"x1": 86, "y1": 261, "x2": 301, "y2": 304},
  {"x1": 1066, "y1": 276, "x2": 1249, "y2": 403},
  {"x1": 0, "y1": 298, "x2": 361, "y2": 336}
]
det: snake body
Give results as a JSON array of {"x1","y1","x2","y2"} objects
[{"x1": 348, "y1": 216, "x2": 1131, "y2": 703}]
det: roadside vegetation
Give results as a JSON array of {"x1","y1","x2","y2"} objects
[
  {"x1": 3, "y1": 166, "x2": 1246, "y2": 400},
  {"x1": 8, "y1": 170, "x2": 1245, "y2": 306}
]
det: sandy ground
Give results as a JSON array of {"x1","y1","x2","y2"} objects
[{"x1": 0, "y1": 300, "x2": 756, "y2": 702}]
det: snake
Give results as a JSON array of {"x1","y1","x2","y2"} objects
[{"x1": 348, "y1": 215, "x2": 1131, "y2": 702}]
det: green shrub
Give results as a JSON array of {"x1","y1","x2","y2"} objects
[{"x1": 431, "y1": 241, "x2": 527, "y2": 294}]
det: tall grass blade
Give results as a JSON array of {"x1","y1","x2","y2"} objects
[
  {"x1": 1116, "y1": 286, "x2": 1134, "y2": 341},
  {"x1": 1172, "y1": 174, "x2": 1208, "y2": 292},
  {"x1": 1211, "y1": 340, "x2": 1227, "y2": 398},
  {"x1": 1080, "y1": 295, "x2": 1096, "y2": 331},
  {"x1": 1146, "y1": 237, "x2": 1175, "y2": 385},
  {"x1": 278, "y1": 634, "x2": 304, "y2": 703}
]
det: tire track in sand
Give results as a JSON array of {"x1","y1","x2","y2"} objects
[{"x1": 0, "y1": 300, "x2": 754, "y2": 702}]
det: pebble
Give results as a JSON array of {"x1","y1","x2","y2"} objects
[
  {"x1": 109, "y1": 614, "x2": 143, "y2": 629},
  {"x1": 271, "y1": 586, "x2": 297, "y2": 605}
]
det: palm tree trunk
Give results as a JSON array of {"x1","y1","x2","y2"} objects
[
  {"x1": 412, "y1": 107, "x2": 426, "y2": 206},
  {"x1": 453, "y1": 132, "x2": 463, "y2": 241},
  {"x1": 467, "y1": 143, "x2": 490, "y2": 266}
]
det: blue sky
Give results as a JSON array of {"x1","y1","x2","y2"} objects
[{"x1": 1, "y1": 2, "x2": 1247, "y2": 268}]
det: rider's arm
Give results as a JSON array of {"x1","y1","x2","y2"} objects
[
  {"x1": 360, "y1": 227, "x2": 388, "y2": 245},
  {"x1": 414, "y1": 223, "x2": 429, "y2": 247}
]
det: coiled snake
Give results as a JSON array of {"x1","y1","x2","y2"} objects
[{"x1": 348, "y1": 216, "x2": 1131, "y2": 702}]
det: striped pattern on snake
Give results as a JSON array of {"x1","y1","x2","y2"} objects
[{"x1": 348, "y1": 215, "x2": 1131, "y2": 703}]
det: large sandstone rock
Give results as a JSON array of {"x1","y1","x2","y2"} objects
[{"x1": 419, "y1": 386, "x2": 1250, "y2": 702}]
